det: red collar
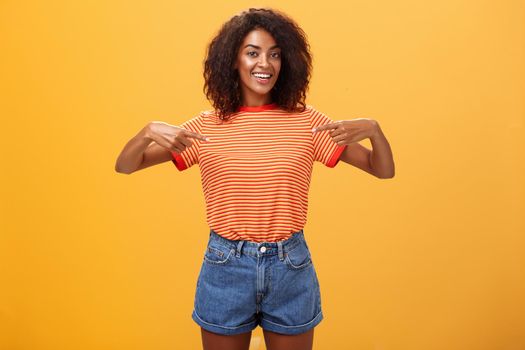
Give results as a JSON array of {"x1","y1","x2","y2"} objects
[{"x1": 237, "y1": 103, "x2": 279, "y2": 112}]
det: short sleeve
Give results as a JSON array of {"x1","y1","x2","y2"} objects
[
  {"x1": 308, "y1": 106, "x2": 347, "y2": 168},
  {"x1": 171, "y1": 112, "x2": 206, "y2": 171}
]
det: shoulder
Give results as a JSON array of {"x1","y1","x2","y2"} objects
[
  {"x1": 303, "y1": 104, "x2": 322, "y2": 117},
  {"x1": 201, "y1": 109, "x2": 222, "y2": 123},
  {"x1": 195, "y1": 109, "x2": 218, "y2": 122},
  {"x1": 302, "y1": 104, "x2": 319, "y2": 114}
]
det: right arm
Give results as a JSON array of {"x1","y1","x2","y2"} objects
[
  {"x1": 114, "y1": 123, "x2": 159, "y2": 174},
  {"x1": 115, "y1": 122, "x2": 208, "y2": 174}
]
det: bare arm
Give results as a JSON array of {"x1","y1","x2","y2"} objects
[
  {"x1": 114, "y1": 124, "x2": 155, "y2": 174},
  {"x1": 339, "y1": 142, "x2": 376, "y2": 176},
  {"x1": 368, "y1": 122, "x2": 395, "y2": 178},
  {"x1": 115, "y1": 122, "x2": 208, "y2": 174},
  {"x1": 339, "y1": 120, "x2": 394, "y2": 179},
  {"x1": 314, "y1": 118, "x2": 395, "y2": 179}
]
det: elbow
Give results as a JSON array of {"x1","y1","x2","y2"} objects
[
  {"x1": 376, "y1": 168, "x2": 395, "y2": 179},
  {"x1": 374, "y1": 166, "x2": 395, "y2": 179},
  {"x1": 367, "y1": 152, "x2": 395, "y2": 180},
  {"x1": 374, "y1": 160, "x2": 395, "y2": 179}
]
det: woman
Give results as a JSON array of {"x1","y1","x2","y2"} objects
[{"x1": 115, "y1": 7, "x2": 394, "y2": 350}]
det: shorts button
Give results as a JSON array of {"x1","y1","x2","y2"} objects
[{"x1": 260, "y1": 246, "x2": 267, "y2": 253}]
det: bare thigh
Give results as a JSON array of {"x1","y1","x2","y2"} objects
[
  {"x1": 200, "y1": 327, "x2": 252, "y2": 350},
  {"x1": 263, "y1": 328, "x2": 314, "y2": 350}
]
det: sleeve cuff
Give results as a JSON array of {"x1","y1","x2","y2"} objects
[
  {"x1": 326, "y1": 145, "x2": 347, "y2": 168},
  {"x1": 171, "y1": 152, "x2": 187, "y2": 171}
]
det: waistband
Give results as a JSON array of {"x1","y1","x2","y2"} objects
[{"x1": 208, "y1": 228, "x2": 305, "y2": 259}]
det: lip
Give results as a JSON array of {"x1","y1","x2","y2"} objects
[{"x1": 252, "y1": 72, "x2": 273, "y2": 85}]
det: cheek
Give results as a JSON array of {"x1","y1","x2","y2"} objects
[
  {"x1": 239, "y1": 57, "x2": 253, "y2": 71},
  {"x1": 274, "y1": 61, "x2": 282, "y2": 74}
]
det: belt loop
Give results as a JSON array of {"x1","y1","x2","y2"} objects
[
  {"x1": 277, "y1": 241, "x2": 284, "y2": 261},
  {"x1": 236, "y1": 240, "x2": 244, "y2": 258}
]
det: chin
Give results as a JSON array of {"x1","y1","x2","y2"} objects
[{"x1": 251, "y1": 86, "x2": 275, "y2": 94}]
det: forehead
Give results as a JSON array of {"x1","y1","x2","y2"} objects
[{"x1": 240, "y1": 29, "x2": 279, "y2": 48}]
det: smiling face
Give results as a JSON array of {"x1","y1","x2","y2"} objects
[{"x1": 234, "y1": 28, "x2": 282, "y2": 107}]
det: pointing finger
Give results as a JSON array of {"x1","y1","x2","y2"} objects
[
  {"x1": 312, "y1": 122, "x2": 339, "y2": 133},
  {"x1": 184, "y1": 130, "x2": 211, "y2": 141}
]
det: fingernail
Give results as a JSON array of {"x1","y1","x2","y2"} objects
[
  {"x1": 205, "y1": 137, "x2": 211, "y2": 141},
  {"x1": 312, "y1": 128, "x2": 317, "y2": 133}
]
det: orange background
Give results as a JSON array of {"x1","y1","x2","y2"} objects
[{"x1": 1, "y1": 1, "x2": 524, "y2": 349}]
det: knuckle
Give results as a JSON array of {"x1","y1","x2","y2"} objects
[{"x1": 170, "y1": 140, "x2": 180, "y2": 149}]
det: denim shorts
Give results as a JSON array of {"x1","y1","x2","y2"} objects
[{"x1": 191, "y1": 228, "x2": 323, "y2": 336}]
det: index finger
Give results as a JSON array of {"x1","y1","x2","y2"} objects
[
  {"x1": 312, "y1": 122, "x2": 339, "y2": 133},
  {"x1": 184, "y1": 129, "x2": 210, "y2": 141}
]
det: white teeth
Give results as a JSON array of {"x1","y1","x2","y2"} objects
[{"x1": 253, "y1": 73, "x2": 271, "y2": 79}]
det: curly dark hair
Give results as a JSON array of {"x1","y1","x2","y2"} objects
[{"x1": 203, "y1": 8, "x2": 313, "y2": 121}]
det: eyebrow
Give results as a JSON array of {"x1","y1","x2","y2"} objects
[{"x1": 244, "y1": 44, "x2": 281, "y2": 50}]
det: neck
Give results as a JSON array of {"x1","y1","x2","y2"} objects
[{"x1": 241, "y1": 95, "x2": 273, "y2": 107}]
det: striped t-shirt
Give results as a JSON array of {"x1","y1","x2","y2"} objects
[{"x1": 171, "y1": 103, "x2": 347, "y2": 242}]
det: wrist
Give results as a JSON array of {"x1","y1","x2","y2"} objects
[
  {"x1": 141, "y1": 123, "x2": 154, "y2": 141},
  {"x1": 369, "y1": 119, "x2": 380, "y2": 139}
]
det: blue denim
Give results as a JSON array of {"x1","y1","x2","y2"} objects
[{"x1": 191, "y1": 228, "x2": 323, "y2": 335}]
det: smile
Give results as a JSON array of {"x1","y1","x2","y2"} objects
[
  {"x1": 252, "y1": 72, "x2": 272, "y2": 84},
  {"x1": 252, "y1": 73, "x2": 272, "y2": 78}
]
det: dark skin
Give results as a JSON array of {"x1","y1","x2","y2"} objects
[
  {"x1": 116, "y1": 27, "x2": 394, "y2": 350},
  {"x1": 200, "y1": 28, "x2": 316, "y2": 350},
  {"x1": 201, "y1": 328, "x2": 314, "y2": 350}
]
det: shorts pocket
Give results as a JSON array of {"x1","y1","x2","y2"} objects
[
  {"x1": 203, "y1": 243, "x2": 235, "y2": 265},
  {"x1": 284, "y1": 241, "x2": 313, "y2": 270}
]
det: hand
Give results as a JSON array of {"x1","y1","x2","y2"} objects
[
  {"x1": 312, "y1": 118, "x2": 378, "y2": 145},
  {"x1": 146, "y1": 121, "x2": 210, "y2": 154}
]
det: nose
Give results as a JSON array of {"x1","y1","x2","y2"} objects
[{"x1": 257, "y1": 55, "x2": 270, "y2": 68}]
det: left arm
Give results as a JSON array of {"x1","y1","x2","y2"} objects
[{"x1": 313, "y1": 119, "x2": 395, "y2": 179}]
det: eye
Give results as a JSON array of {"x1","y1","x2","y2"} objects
[
  {"x1": 247, "y1": 51, "x2": 258, "y2": 57},
  {"x1": 271, "y1": 52, "x2": 281, "y2": 58}
]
